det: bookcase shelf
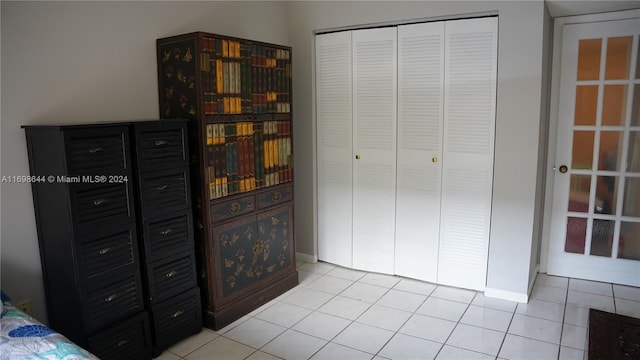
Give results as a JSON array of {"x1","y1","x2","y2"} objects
[{"x1": 157, "y1": 32, "x2": 297, "y2": 330}]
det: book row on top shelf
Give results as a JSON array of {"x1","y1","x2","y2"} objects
[
  {"x1": 206, "y1": 120, "x2": 292, "y2": 200},
  {"x1": 159, "y1": 35, "x2": 291, "y2": 117}
]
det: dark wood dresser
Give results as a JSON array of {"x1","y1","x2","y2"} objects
[{"x1": 23, "y1": 119, "x2": 201, "y2": 359}]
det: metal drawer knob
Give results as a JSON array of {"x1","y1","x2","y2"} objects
[
  {"x1": 272, "y1": 192, "x2": 281, "y2": 201},
  {"x1": 229, "y1": 202, "x2": 240, "y2": 213},
  {"x1": 160, "y1": 228, "x2": 174, "y2": 236},
  {"x1": 98, "y1": 247, "x2": 113, "y2": 255},
  {"x1": 171, "y1": 310, "x2": 184, "y2": 318},
  {"x1": 165, "y1": 270, "x2": 178, "y2": 278},
  {"x1": 104, "y1": 293, "x2": 119, "y2": 302},
  {"x1": 116, "y1": 339, "x2": 130, "y2": 347},
  {"x1": 157, "y1": 184, "x2": 169, "y2": 191},
  {"x1": 93, "y1": 198, "x2": 110, "y2": 206},
  {"x1": 154, "y1": 139, "x2": 169, "y2": 146},
  {"x1": 89, "y1": 147, "x2": 105, "y2": 154}
]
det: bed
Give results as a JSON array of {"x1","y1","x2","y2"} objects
[{"x1": 1, "y1": 300, "x2": 98, "y2": 360}]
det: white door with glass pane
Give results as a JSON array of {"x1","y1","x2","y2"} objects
[{"x1": 548, "y1": 16, "x2": 640, "y2": 286}]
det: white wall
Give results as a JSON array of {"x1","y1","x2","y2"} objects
[
  {"x1": 286, "y1": 0, "x2": 548, "y2": 301},
  {"x1": 1, "y1": 0, "x2": 289, "y2": 323}
]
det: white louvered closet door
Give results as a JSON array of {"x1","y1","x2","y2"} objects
[
  {"x1": 439, "y1": 17, "x2": 498, "y2": 290},
  {"x1": 316, "y1": 32, "x2": 354, "y2": 268},
  {"x1": 395, "y1": 22, "x2": 445, "y2": 282},
  {"x1": 352, "y1": 27, "x2": 397, "y2": 273}
]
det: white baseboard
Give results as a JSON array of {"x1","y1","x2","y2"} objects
[
  {"x1": 484, "y1": 287, "x2": 529, "y2": 303},
  {"x1": 296, "y1": 252, "x2": 317, "y2": 263}
]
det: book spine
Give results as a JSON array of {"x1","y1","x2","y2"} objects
[
  {"x1": 206, "y1": 124, "x2": 215, "y2": 199},
  {"x1": 287, "y1": 121, "x2": 292, "y2": 182},
  {"x1": 219, "y1": 123, "x2": 227, "y2": 197},
  {"x1": 237, "y1": 122, "x2": 245, "y2": 193}
]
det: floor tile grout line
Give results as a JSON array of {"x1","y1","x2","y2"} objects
[{"x1": 181, "y1": 264, "x2": 634, "y2": 360}]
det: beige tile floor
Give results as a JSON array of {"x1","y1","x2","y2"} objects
[{"x1": 155, "y1": 261, "x2": 640, "y2": 360}]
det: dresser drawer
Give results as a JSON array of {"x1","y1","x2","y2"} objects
[
  {"x1": 146, "y1": 252, "x2": 197, "y2": 304},
  {"x1": 71, "y1": 183, "x2": 134, "y2": 231},
  {"x1": 85, "y1": 270, "x2": 143, "y2": 332},
  {"x1": 79, "y1": 227, "x2": 137, "y2": 278},
  {"x1": 135, "y1": 124, "x2": 188, "y2": 172},
  {"x1": 87, "y1": 312, "x2": 152, "y2": 360},
  {"x1": 65, "y1": 127, "x2": 129, "y2": 175},
  {"x1": 142, "y1": 212, "x2": 194, "y2": 262},
  {"x1": 151, "y1": 287, "x2": 202, "y2": 354},
  {"x1": 138, "y1": 168, "x2": 190, "y2": 217},
  {"x1": 211, "y1": 194, "x2": 255, "y2": 223},
  {"x1": 257, "y1": 185, "x2": 293, "y2": 209}
]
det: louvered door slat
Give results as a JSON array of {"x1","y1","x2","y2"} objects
[
  {"x1": 72, "y1": 184, "x2": 133, "y2": 230},
  {"x1": 395, "y1": 21, "x2": 445, "y2": 282},
  {"x1": 352, "y1": 27, "x2": 397, "y2": 274},
  {"x1": 316, "y1": 31, "x2": 354, "y2": 268},
  {"x1": 144, "y1": 213, "x2": 194, "y2": 262},
  {"x1": 137, "y1": 128, "x2": 188, "y2": 171},
  {"x1": 139, "y1": 169, "x2": 190, "y2": 217},
  {"x1": 85, "y1": 271, "x2": 143, "y2": 332},
  {"x1": 66, "y1": 130, "x2": 128, "y2": 174},
  {"x1": 80, "y1": 229, "x2": 137, "y2": 278},
  {"x1": 439, "y1": 17, "x2": 498, "y2": 291}
]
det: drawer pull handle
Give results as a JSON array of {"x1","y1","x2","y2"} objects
[
  {"x1": 157, "y1": 184, "x2": 169, "y2": 191},
  {"x1": 229, "y1": 202, "x2": 240, "y2": 213},
  {"x1": 98, "y1": 247, "x2": 113, "y2": 255},
  {"x1": 165, "y1": 270, "x2": 178, "y2": 278},
  {"x1": 89, "y1": 147, "x2": 105, "y2": 154},
  {"x1": 160, "y1": 228, "x2": 174, "y2": 236},
  {"x1": 93, "y1": 198, "x2": 110, "y2": 206},
  {"x1": 116, "y1": 339, "x2": 130, "y2": 347},
  {"x1": 272, "y1": 192, "x2": 282, "y2": 201},
  {"x1": 104, "y1": 293, "x2": 119, "y2": 302},
  {"x1": 155, "y1": 139, "x2": 169, "y2": 146},
  {"x1": 171, "y1": 310, "x2": 184, "y2": 318}
]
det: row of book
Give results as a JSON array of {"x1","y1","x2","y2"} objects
[
  {"x1": 200, "y1": 37, "x2": 291, "y2": 115},
  {"x1": 206, "y1": 120, "x2": 292, "y2": 200}
]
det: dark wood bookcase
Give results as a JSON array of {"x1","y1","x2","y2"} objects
[{"x1": 156, "y1": 32, "x2": 297, "y2": 330}]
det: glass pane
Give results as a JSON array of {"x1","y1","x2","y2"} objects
[
  {"x1": 623, "y1": 177, "x2": 640, "y2": 217},
  {"x1": 572, "y1": 131, "x2": 594, "y2": 170},
  {"x1": 596, "y1": 176, "x2": 618, "y2": 215},
  {"x1": 598, "y1": 131, "x2": 623, "y2": 171},
  {"x1": 633, "y1": 85, "x2": 640, "y2": 126},
  {"x1": 602, "y1": 85, "x2": 627, "y2": 126},
  {"x1": 628, "y1": 131, "x2": 640, "y2": 172},
  {"x1": 619, "y1": 221, "x2": 640, "y2": 260},
  {"x1": 566, "y1": 217, "x2": 587, "y2": 254},
  {"x1": 591, "y1": 219, "x2": 614, "y2": 257},
  {"x1": 575, "y1": 85, "x2": 599, "y2": 126},
  {"x1": 577, "y1": 39, "x2": 602, "y2": 81},
  {"x1": 605, "y1": 36, "x2": 632, "y2": 80},
  {"x1": 569, "y1": 175, "x2": 591, "y2": 212}
]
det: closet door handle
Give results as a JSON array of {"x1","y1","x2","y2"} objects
[{"x1": 355, "y1": 155, "x2": 360, "y2": 160}]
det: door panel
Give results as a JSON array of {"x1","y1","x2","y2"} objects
[
  {"x1": 316, "y1": 32, "x2": 354, "y2": 268},
  {"x1": 352, "y1": 27, "x2": 397, "y2": 273},
  {"x1": 548, "y1": 17, "x2": 640, "y2": 286},
  {"x1": 395, "y1": 21, "x2": 445, "y2": 282},
  {"x1": 438, "y1": 18, "x2": 498, "y2": 291}
]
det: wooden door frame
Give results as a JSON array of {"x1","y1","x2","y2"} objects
[{"x1": 540, "y1": 8, "x2": 640, "y2": 274}]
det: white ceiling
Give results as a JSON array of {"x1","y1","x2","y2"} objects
[{"x1": 546, "y1": 0, "x2": 640, "y2": 18}]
